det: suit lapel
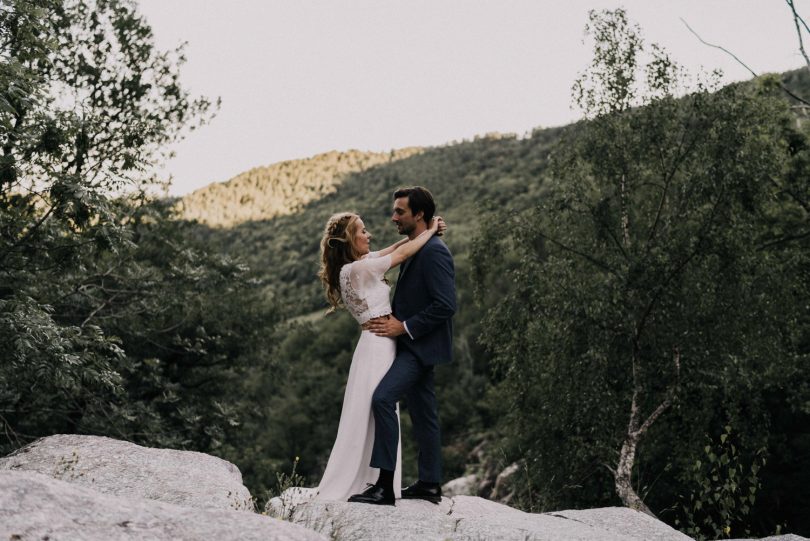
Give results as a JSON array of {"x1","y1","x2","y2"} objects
[
  {"x1": 399, "y1": 257, "x2": 413, "y2": 280},
  {"x1": 396, "y1": 236, "x2": 431, "y2": 300},
  {"x1": 394, "y1": 254, "x2": 415, "y2": 303}
]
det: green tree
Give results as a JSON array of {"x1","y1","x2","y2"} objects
[
  {"x1": 0, "y1": 0, "x2": 273, "y2": 461},
  {"x1": 475, "y1": 8, "x2": 808, "y2": 533}
]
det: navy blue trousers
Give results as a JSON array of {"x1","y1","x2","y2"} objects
[{"x1": 370, "y1": 350, "x2": 442, "y2": 483}]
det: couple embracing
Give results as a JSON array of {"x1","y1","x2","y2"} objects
[{"x1": 314, "y1": 186, "x2": 455, "y2": 506}]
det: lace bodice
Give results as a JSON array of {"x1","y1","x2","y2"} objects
[{"x1": 340, "y1": 252, "x2": 392, "y2": 325}]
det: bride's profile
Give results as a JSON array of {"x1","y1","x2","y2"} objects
[{"x1": 314, "y1": 211, "x2": 443, "y2": 502}]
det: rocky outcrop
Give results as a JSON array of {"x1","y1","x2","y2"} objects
[
  {"x1": 0, "y1": 471, "x2": 325, "y2": 541},
  {"x1": 442, "y1": 473, "x2": 479, "y2": 497},
  {"x1": 265, "y1": 487, "x2": 694, "y2": 541},
  {"x1": 4, "y1": 435, "x2": 802, "y2": 541},
  {"x1": 439, "y1": 439, "x2": 523, "y2": 502},
  {"x1": 0, "y1": 434, "x2": 252, "y2": 511}
]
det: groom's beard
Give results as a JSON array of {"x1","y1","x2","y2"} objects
[{"x1": 396, "y1": 223, "x2": 415, "y2": 236}]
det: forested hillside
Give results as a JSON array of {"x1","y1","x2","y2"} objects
[
  {"x1": 180, "y1": 129, "x2": 561, "y2": 310},
  {"x1": 176, "y1": 148, "x2": 421, "y2": 227}
]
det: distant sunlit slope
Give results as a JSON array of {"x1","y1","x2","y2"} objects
[{"x1": 175, "y1": 148, "x2": 422, "y2": 227}]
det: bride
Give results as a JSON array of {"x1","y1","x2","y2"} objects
[{"x1": 314, "y1": 211, "x2": 443, "y2": 502}]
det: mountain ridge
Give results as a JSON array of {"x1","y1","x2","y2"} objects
[{"x1": 175, "y1": 147, "x2": 422, "y2": 228}]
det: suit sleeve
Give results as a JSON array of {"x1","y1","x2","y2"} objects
[{"x1": 403, "y1": 242, "x2": 456, "y2": 340}]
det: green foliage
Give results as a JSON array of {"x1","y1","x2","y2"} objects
[
  {"x1": 676, "y1": 426, "x2": 766, "y2": 540},
  {"x1": 472, "y1": 8, "x2": 809, "y2": 535},
  {"x1": 71, "y1": 199, "x2": 278, "y2": 452},
  {"x1": 0, "y1": 0, "x2": 270, "y2": 470}
]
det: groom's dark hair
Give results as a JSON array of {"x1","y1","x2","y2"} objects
[{"x1": 394, "y1": 186, "x2": 435, "y2": 223}]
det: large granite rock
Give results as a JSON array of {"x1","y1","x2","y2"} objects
[
  {"x1": 0, "y1": 471, "x2": 326, "y2": 541},
  {"x1": 725, "y1": 533, "x2": 807, "y2": 541},
  {"x1": 265, "y1": 487, "x2": 694, "y2": 540},
  {"x1": 4, "y1": 436, "x2": 800, "y2": 541},
  {"x1": 0, "y1": 434, "x2": 252, "y2": 511},
  {"x1": 442, "y1": 473, "x2": 479, "y2": 497},
  {"x1": 551, "y1": 507, "x2": 695, "y2": 541}
]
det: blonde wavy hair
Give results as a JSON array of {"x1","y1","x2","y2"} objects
[{"x1": 318, "y1": 212, "x2": 363, "y2": 311}]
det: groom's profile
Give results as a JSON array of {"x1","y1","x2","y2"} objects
[{"x1": 350, "y1": 186, "x2": 456, "y2": 506}]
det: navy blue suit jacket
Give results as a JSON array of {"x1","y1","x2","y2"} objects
[{"x1": 392, "y1": 235, "x2": 456, "y2": 366}]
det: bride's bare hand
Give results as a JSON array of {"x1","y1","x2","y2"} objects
[{"x1": 431, "y1": 216, "x2": 445, "y2": 236}]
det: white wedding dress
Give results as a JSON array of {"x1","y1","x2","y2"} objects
[{"x1": 314, "y1": 251, "x2": 402, "y2": 501}]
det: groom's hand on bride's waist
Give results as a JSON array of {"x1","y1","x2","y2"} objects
[{"x1": 368, "y1": 316, "x2": 406, "y2": 338}]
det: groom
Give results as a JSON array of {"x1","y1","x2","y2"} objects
[{"x1": 350, "y1": 186, "x2": 456, "y2": 506}]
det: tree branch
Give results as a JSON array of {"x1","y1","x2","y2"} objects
[
  {"x1": 0, "y1": 204, "x2": 56, "y2": 265},
  {"x1": 758, "y1": 229, "x2": 810, "y2": 250},
  {"x1": 637, "y1": 348, "x2": 680, "y2": 436},
  {"x1": 787, "y1": 0, "x2": 810, "y2": 72},
  {"x1": 636, "y1": 184, "x2": 726, "y2": 344},
  {"x1": 765, "y1": 174, "x2": 810, "y2": 214},
  {"x1": 681, "y1": 17, "x2": 810, "y2": 107},
  {"x1": 680, "y1": 18, "x2": 758, "y2": 77},
  {"x1": 588, "y1": 197, "x2": 629, "y2": 260},
  {"x1": 646, "y1": 107, "x2": 701, "y2": 251},
  {"x1": 536, "y1": 230, "x2": 619, "y2": 274},
  {"x1": 80, "y1": 293, "x2": 118, "y2": 328},
  {"x1": 0, "y1": 412, "x2": 22, "y2": 448}
]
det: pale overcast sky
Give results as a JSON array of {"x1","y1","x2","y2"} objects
[{"x1": 136, "y1": 1, "x2": 804, "y2": 196}]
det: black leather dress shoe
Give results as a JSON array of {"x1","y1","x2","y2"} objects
[
  {"x1": 401, "y1": 480, "x2": 442, "y2": 504},
  {"x1": 347, "y1": 483, "x2": 395, "y2": 506}
]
